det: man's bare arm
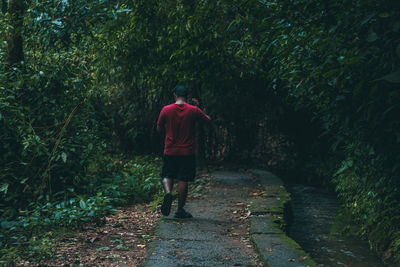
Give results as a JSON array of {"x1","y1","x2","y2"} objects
[
  {"x1": 192, "y1": 98, "x2": 211, "y2": 122},
  {"x1": 157, "y1": 124, "x2": 164, "y2": 133}
]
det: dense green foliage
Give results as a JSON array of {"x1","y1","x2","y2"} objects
[
  {"x1": 0, "y1": 0, "x2": 399, "y2": 264},
  {"x1": 257, "y1": 0, "x2": 400, "y2": 262},
  {"x1": 0, "y1": 1, "x2": 162, "y2": 263}
]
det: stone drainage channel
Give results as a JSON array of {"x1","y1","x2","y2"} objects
[
  {"x1": 251, "y1": 170, "x2": 385, "y2": 267},
  {"x1": 248, "y1": 169, "x2": 317, "y2": 266},
  {"x1": 286, "y1": 183, "x2": 385, "y2": 267}
]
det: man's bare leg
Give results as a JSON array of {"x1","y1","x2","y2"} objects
[
  {"x1": 161, "y1": 177, "x2": 174, "y2": 216},
  {"x1": 177, "y1": 181, "x2": 188, "y2": 211},
  {"x1": 174, "y1": 180, "x2": 192, "y2": 218},
  {"x1": 162, "y1": 177, "x2": 173, "y2": 193}
]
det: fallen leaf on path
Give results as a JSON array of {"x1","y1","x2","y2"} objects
[
  {"x1": 116, "y1": 244, "x2": 129, "y2": 250},
  {"x1": 89, "y1": 237, "x2": 99, "y2": 243},
  {"x1": 97, "y1": 246, "x2": 111, "y2": 252}
]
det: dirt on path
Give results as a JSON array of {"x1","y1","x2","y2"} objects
[{"x1": 144, "y1": 171, "x2": 266, "y2": 267}]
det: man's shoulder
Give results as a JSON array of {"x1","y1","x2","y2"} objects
[
  {"x1": 162, "y1": 103, "x2": 176, "y2": 110},
  {"x1": 163, "y1": 103, "x2": 198, "y2": 109},
  {"x1": 161, "y1": 103, "x2": 200, "y2": 116},
  {"x1": 185, "y1": 103, "x2": 198, "y2": 110}
]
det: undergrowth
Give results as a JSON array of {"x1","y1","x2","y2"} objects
[{"x1": 0, "y1": 154, "x2": 162, "y2": 265}]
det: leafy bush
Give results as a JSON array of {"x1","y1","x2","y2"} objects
[
  {"x1": 333, "y1": 142, "x2": 400, "y2": 263},
  {"x1": 0, "y1": 192, "x2": 114, "y2": 264},
  {"x1": 87, "y1": 155, "x2": 163, "y2": 205},
  {"x1": 0, "y1": 154, "x2": 162, "y2": 264}
]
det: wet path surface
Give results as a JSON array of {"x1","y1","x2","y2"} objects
[
  {"x1": 287, "y1": 184, "x2": 384, "y2": 267},
  {"x1": 144, "y1": 171, "x2": 263, "y2": 267}
]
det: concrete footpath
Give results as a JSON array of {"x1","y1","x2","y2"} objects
[{"x1": 144, "y1": 170, "x2": 317, "y2": 267}]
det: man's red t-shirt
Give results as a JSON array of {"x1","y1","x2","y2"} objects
[{"x1": 157, "y1": 103, "x2": 210, "y2": 155}]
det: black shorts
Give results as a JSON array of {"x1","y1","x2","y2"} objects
[{"x1": 161, "y1": 154, "x2": 196, "y2": 182}]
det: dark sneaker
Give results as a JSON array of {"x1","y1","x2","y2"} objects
[
  {"x1": 174, "y1": 209, "x2": 193, "y2": 219},
  {"x1": 161, "y1": 193, "x2": 173, "y2": 216}
]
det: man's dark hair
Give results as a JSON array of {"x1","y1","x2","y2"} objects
[{"x1": 174, "y1": 84, "x2": 188, "y2": 98}]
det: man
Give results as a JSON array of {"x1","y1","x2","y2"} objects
[{"x1": 157, "y1": 85, "x2": 211, "y2": 218}]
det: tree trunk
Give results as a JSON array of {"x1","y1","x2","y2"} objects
[
  {"x1": 6, "y1": 0, "x2": 24, "y2": 66},
  {"x1": 2, "y1": 0, "x2": 7, "y2": 14}
]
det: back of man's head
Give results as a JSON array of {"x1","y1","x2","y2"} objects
[{"x1": 174, "y1": 85, "x2": 188, "y2": 98}]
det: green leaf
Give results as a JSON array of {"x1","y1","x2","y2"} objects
[
  {"x1": 378, "y1": 12, "x2": 390, "y2": 18},
  {"x1": 367, "y1": 32, "x2": 378, "y2": 42},
  {"x1": 1, "y1": 221, "x2": 17, "y2": 229},
  {"x1": 116, "y1": 244, "x2": 129, "y2": 250},
  {"x1": 62, "y1": 152, "x2": 67, "y2": 163},
  {"x1": 0, "y1": 183, "x2": 9, "y2": 194},
  {"x1": 97, "y1": 246, "x2": 110, "y2": 252},
  {"x1": 116, "y1": 9, "x2": 131, "y2": 13},
  {"x1": 334, "y1": 160, "x2": 353, "y2": 176},
  {"x1": 374, "y1": 70, "x2": 400, "y2": 83},
  {"x1": 79, "y1": 199, "x2": 87, "y2": 209},
  {"x1": 54, "y1": 211, "x2": 62, "y2": 220}
]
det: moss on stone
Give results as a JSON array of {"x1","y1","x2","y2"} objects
[{"x1": 249, "y1": 169, "x2": 318, "y2": 267}]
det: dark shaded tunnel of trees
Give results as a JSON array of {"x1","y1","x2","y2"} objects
[{"x1": 0, "y1": 0, "x2": 399, "y2": 265}]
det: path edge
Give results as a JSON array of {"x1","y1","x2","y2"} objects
[
  {"x1": 249, "y1": 169, "x2": 318, "y2": 267},
  {"x1": 141, "y1": 216, "x2": 164, "y2": 267}
]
